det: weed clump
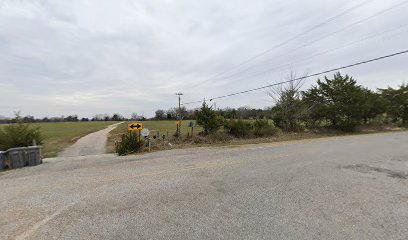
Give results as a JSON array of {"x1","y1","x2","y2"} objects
[{"x1": 115, "y1": 132, "x2": 143, "y2": 156}]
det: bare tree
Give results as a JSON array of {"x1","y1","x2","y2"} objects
[
  {"x1": 130, "y1": 113, "x2": 138, "y2": 120},
  {"x1": 267, "y1": 71, "x2": 308, "y2": 131}
]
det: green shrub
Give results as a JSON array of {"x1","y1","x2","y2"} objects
[
  {"x1": 224, "y1": 119, "x2": 253, "y2": 138},
  {"x1": 115, "y1": 132, "x2": 143, "y2": 156},
  {"x1": 196, "y1": 102, "x2": 224, "y2": 135},
  {"x1": 0, "y1": 123, "x2": 44, "y2": 150},
  {"x1": 253, "y1": 119, "x2": 278, "y2": 137}
]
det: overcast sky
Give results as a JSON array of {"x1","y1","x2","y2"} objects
[{"x1": 0, "y1": 0, "x2": 407, "y2": 118}]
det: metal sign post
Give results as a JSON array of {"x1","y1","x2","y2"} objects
[
  {"x1": 141, "y1": 128, "x2": 151, "y2": 152},
  {"x1": 128, "y1": 122, "x2": 143, "y2": 148},
  {"x1": 138, "y1": 130, "x2": 141, "y2": 148}
]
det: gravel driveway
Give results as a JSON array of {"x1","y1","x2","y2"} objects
[
  {"x1": 1, "y1": 131, "x2": 407, "y2": 239},
  {"x1": 58, "y1": 122, "x2": 122, "y2": 157}
]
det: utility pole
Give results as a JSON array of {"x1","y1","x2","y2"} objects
[{"x1": 176, "y1": 92, "x2": 183, "y2": 138}]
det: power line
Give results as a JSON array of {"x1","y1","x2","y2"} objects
[
  {"x1": 182, "y1": 49, "x2": 408, "y2": 105},
  {"x1": 191, "y1": 0, "x2": 408, "y2": 88},
  {"x1": 210, "y1": 49, "x2": 408, "y2": 101},
  {"x1": 216, "y1": 23, "x2": 408, "y2": 84},
  {"x1": 190, "y1": 0, "x2": 375, "y2": 88}
]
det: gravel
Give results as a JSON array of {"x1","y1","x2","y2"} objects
[
  {"x1": 1, "y1": 131, "x2": 407, "y2": 240},
  {"x1": 58, "y1": 122, "x2": 122, "y2": 157}
]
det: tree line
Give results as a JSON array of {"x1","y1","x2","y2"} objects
[
  {"x1": 0, "y1": 113, "x2": 132, "y2": 124},
  {"x1": 193, "y1": 72, "x2": 407, "y2": 134},
  {"x1": 2, "y1": 72, "x2": 406, "y2": 131},
  {"x1": 153, "y1": 106, "x2": 271, "y2": 121}
]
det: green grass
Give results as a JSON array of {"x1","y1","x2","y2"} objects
[{"x1": 28, "y1": 121, "x2": 116, "y2": 158}]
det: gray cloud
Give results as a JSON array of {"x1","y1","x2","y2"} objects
[{"x1": 0, "y1": 0, "x2": 407, "y2": 118}]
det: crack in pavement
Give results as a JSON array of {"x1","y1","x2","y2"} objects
[{"x1": 343, "y1": 164, "x2": 408, "y2": 179}]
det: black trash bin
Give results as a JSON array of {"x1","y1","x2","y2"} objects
[
  {"x1": 8, "y1": 147, "x2": 27, "y2": 169},
  {"x1": 0, "y1": 151, "x2": 5, "y2": 171},
  {"x1": 26, "y1": 146, "x2": 42, "y2": 166}
]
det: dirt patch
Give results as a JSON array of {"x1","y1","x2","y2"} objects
[{"x1": 343, "y1": 164, "x2": 407, "y2": 179}]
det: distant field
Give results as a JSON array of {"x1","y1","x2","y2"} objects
[
  {"x1": 27, "y1": 122, "x2": 116, "y2": 158},
  {"x1": 107, "y1": 120, "x2": 203, "y2": 152},
  {"x1": 110, "y1": 120, "x2": 202, "y2": 136}
]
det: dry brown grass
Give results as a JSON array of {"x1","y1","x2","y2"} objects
[{"x1": 107, "y1": 122, "x2": 407, "y2": 155}]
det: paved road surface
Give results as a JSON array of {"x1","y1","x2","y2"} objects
[
  {"x1": 58, "y1": 122, "x2": 122, "y2": 157},
  {"x1": 1, "y1": 132, "x2": 407, "y2": 239}
]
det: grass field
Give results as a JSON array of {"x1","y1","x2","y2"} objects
[
  {"x1": 29, "y1": 121, "x2": 116, "y2": 158},
  {"x1": 2, "y1": 120, "x2": 200, "y2": 157}
]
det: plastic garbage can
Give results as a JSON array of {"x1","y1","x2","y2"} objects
[
  {"x1": 8, "y1": 147, "x2": 27, "y2": 169},
  {"x1": 0, "y1": 151, "x2": 5, "y2": 170},
  {"x1": 26, "y1": 146, "x2": 42, "y2": 166}
]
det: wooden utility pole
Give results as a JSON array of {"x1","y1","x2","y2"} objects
[{"x1": 176, "y1": 92, "x2": 183, "y2": 138}]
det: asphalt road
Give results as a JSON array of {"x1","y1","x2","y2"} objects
[
  {"x1": 1, "y1": 132, "x2": 407, "y2": 240},
  {"x1": 58, "y1": 122, "x2": 122, "y2": 157}
]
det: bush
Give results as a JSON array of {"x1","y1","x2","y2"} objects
[
  {"x1": 196, "y1": 102, "x2": 224, "y2": 135},
  {"x1": 224, "y1": 119, "x2": 253, "y2": 138},
  {"x1": 253, "y1": 119, "x2": 278, "y2": 137},
  {"x1": 115, "y1": 132, "x2": 144, "y2": 156},
  {"x1": 0, "y1": 123, "x2": 44, "y2": 150}
]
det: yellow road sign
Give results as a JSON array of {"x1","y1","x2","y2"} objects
[
  {"x1": 176, "y1": 120, "x2": 181, "y2": 126},
  {"x1": 128, "y1": 122, "x2": 143, "y2": 131}
]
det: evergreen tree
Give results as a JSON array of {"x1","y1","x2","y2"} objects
[
  {"x1": 303, "y1": 72, "x2": 367, "y2": 131},
  {"x1": 379, "y1": 83, "x2": 408, "y2": 125},
  {"x1": 196, "y1": 102, "x2": 223, "y2": 135}
]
